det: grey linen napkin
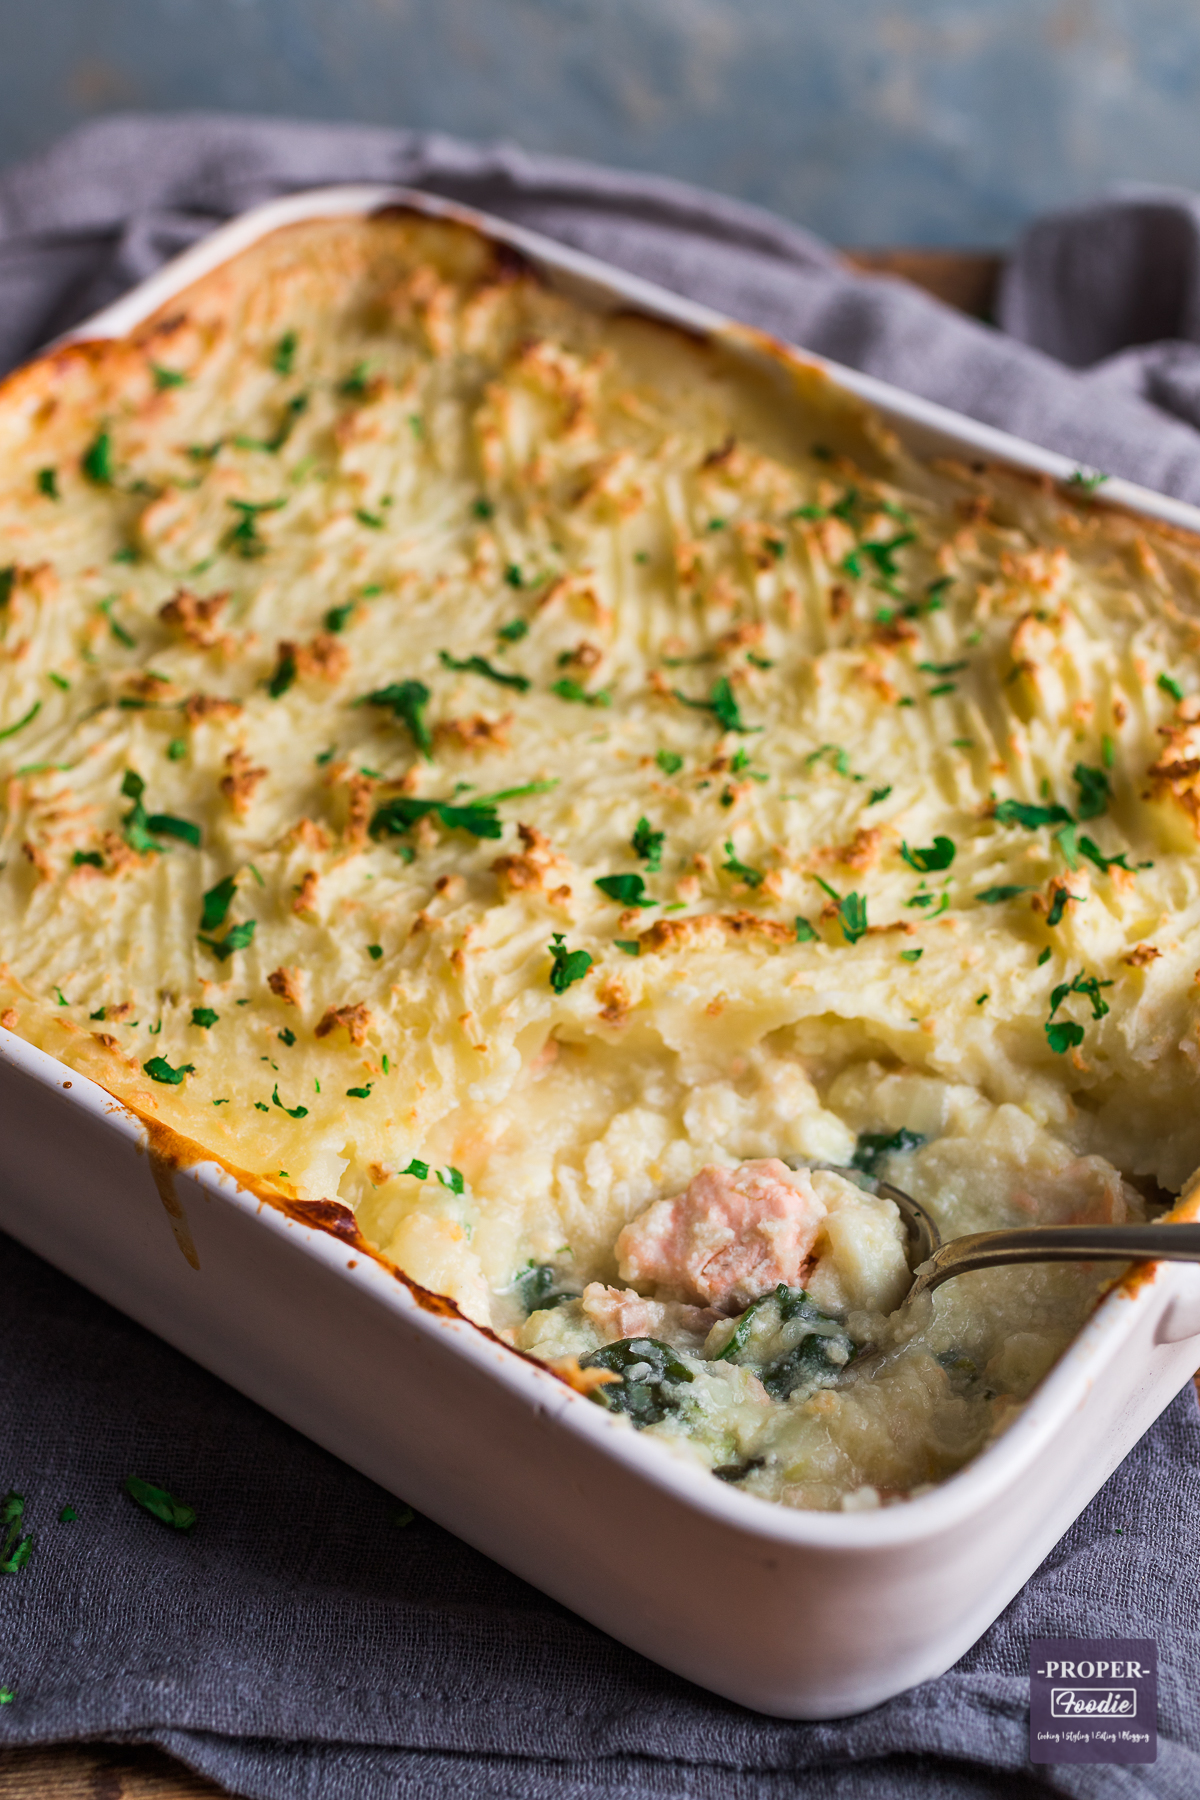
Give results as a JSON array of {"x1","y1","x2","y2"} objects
[{"x1": 0, "y1": 113, "x2": 1198, "y2": 1799}]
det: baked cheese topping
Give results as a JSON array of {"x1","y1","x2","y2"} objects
[{"x1": 0, "y1": 212, "x2": 1197, "y2": 1507}]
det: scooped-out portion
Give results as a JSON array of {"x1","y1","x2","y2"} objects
[{"x1": 367, "y1": 1034, "x2": 1145, "y2": 1511}]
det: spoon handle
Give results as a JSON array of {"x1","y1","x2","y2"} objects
[{"x1": 908, "y1": 1222, "x2": 1200, "y2": 1301}]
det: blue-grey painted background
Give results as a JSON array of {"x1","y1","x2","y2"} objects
[{"x1": 2, "y1": 0, "x2": 1199, "y2": 247}]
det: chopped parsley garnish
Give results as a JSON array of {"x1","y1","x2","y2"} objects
[
  {"x1": 191, "y1": 1008, "x2": 219, "y2": 1029},
  {"x1": 237, "y1": 394, "x2": 313, "y2": 453},
  {"x1": 439, "y1": 650, "x2": 531, "y2": 692},
  {"x1": 472, "y1": 497, "x2": 494, "y2": 519},
  {"x1": 497, "y1": 618, "x2": 528, "y2": 643},
  {"x1": 722, "y1": 841, "x2": 764, "y2": 887},
  {"x1": 59, "y1": 1505, "x2": 78, "y2": 1523},
  {"x1": 268, "y1": 644, "x2": 297, "y2": 699},
  {"x1": 806, "y1": 743, "x2": 858, "y2": 779},
  {"x1": 437, "y1": 1166, "x2": 465, "y2": 1195},
  {"x1": 1049, "y1": 970, "x2": 1112, "y2": 1021},
  {"x1": 198, "y1": 920, "x2": 256, "y2": 961},
  {"x1": 370, "y1": 794, "x2": 502, "y2": 840},
  {"x1": 631, "y1": 816, "x2": 664, "y2": 870},
  {"x1": 151, "y1": 364, "x2": 188, "y2": 390},
  {"x1": 1068, "y1": 468, "x2": 1109, "y2": 493},
  {"x1": 918, "y1": 660, "x2": 968, "y2": 678},
  {"x1": 595, "y1": 873, "x2": 656, "y2": 906},
  {"x1": 356, "y1": 507, "x2": 387, "y2": 530},
  {"x1": 37, "y1": 467, "x2": 59, "y2": 499},
  {"x1": 1046, "y1": 886, "x2": 1081, "y2": 928},
  {"x1": 344, "y1": 1084, "x2": 372, "y2": 1100},
  {"x1": 358, "y1": 679, "x2": 433, "y2": 758},
  {"x1": 1158, "y1": 672, "x2": 1183, "y2": 703},
  {"x1": 975, "y1": 993, "x2": 988, "y2": 1006},
  {"x1": 367, "y1": 944, "x2": 383, "y2": 960},
  {"x1": 1045, "y1": 1020, "x2": 1084, "y2": 1054},
  {"x1": 548, "y1": 933, "x2": 593, "y2": 993},
  {"x1": 225, "y1": 495, "x2": 286, "y2": 559},
  {"x1": 124, "y1": 1475, "x2": 196, "y2": 1531},
  {"x1": 655, "y1": 749, "x2": 683, "y2": 776},
  {"x1": 339, "y1": 361, "x2": 371, "y2": 398},
  {"x1": 73, "y1": 850, "x2": 104, "y2": 867},
  {"x1": 1038, "y1": 946, "x2": 1052, "y2": 966},
  {"x1": 272, "y1": 330, "x2": 298, "y2": 375},
  {"x1": 901, "y1": 837, "x2": 956, "y2": 873},
  {"x1": 975, "y1": 885, "x2": 1028, "y2": 903},
  {"x1": 900, "y1": 948, "x2": 923, "y2": 962},
  {"x1": 0, "y1": 700, "x2": 41, "y2": 741},
  {"x1": 551, "y1": 678, "x2": 611, "y2": 707},
  {"x1": 859, "y1": 532, "x2": 916, "y2": 578},
  {"x1": 615, "y1": 939, "x2": 641, "y2": 956},
  {"x1": 851, "y1": 1127, "x2": 925, "y2": 1175},
  {"x1": 1078, "y1": 836, "x2": 1134, "y2": 874},
  {"x1": 273, "y1": 1085, "x2": 309, "y2": 1118},
  {"x1": 200, "y1": 875, "x2": 238, "y2": 932},
  {"x1": 120, "y1": 770, "x2": 201, "y2": 853},
  {"x1": 145, "y1": 812, "x2": 201, "y2": 847},
  {"x1": 867, "y1": 785, "x2": 892, "y2": 805},
  {"x1": 167, "y1": 738, "x2": 187, "y2": 761},
  {"x1": 401, "y1": 1158, "x2": 430, "y2": 1180},
  {"x1": 504, "y1": 564, "x2": 524, "y2": 588},
  {"x1": 325, "y1": 601, "x2": 357, "y2": 633},
  {"x1": 794, "y1": 917, "x2": 817, "y2": 942},
  {"x1": 81, "y1": 431, "x2": 113, "y2": 485},
  {"x1": 993, "y1": 798, "x2": 1074, "y2": 830},
  {"x1": 1073, "y1": 763, "x2": 1110, "y2": 820},
  {"x1": 673, "y1": 675, "x2": 757, "y2": 733},
  {"x1": 98, "y1": 595, "x2": 136, "y2": 647},
  {"x1": 813, "y1": 875, "x2": 868, "y2": 944},
  {"x1": 143, "y1": 1056, "x2": 194, "y2": 1085},
  {"x1": 278, "y1": 1028, "x2": 296, "y2": 1046}
]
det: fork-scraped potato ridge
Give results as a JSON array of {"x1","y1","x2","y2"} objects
[{"x1": 3, "y1": 213, "x2": 1200, "y2": 1505}]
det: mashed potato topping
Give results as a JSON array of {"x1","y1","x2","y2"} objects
[{"x1": 0, "y1": 210, "x2": 1196, "y2": 1507}]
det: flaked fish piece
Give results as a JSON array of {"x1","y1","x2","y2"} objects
[
  {"x1": 616, "y1": 1158, "x2": 827, "y2": 1313},
  {"x1": 581, "y1": 1282, "x2": 719, "y2": 1348}
]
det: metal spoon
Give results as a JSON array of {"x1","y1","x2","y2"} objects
[{"x1": 816, "y1": 1163, "x2": 1200, "y2": 1307}]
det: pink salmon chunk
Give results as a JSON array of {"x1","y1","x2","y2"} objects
[{"x1": 615, "y1": 1158, "x2": 826, "y2": 1313}]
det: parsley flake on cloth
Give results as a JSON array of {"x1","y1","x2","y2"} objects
[
  {"x1": 124, "y1": 1475, "x2": 196, "y2": 1532},
  {"x1": 1, "y1": 1490, "x2": 32, "y2": 1574}
]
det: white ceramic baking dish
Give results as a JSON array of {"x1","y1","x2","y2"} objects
[{"x1": 3, "y1": 185, "x2": 1200, "y2": 1721}]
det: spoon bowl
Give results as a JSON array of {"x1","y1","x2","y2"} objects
[{"x1": 804, "y1": 1162, "x2": 1200, "y2": 1310}]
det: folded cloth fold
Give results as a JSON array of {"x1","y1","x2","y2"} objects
[{"x1": 0, "y1": 113, "x2": 1199, "y2": 1800}]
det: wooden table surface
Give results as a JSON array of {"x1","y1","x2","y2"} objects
[{"x1": 0, "y1": 243, "x2": 1041, "y2": 1800}]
